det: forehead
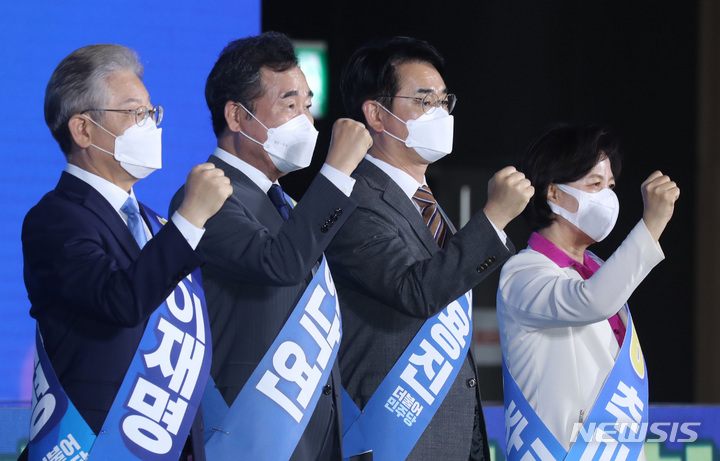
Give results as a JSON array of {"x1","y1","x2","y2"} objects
[
  {"x1": 394, "y1": 60, "x2": 446, "y2": 93},
  {"x1": 258, "y1": 65, "x2": 310, "y2": 100},
  {"x1": 584, "y1": 157, "x2": 614, "y2": 179},
  {"x1": 104, "y1": 70, "x2": 149, "y2": 107}
]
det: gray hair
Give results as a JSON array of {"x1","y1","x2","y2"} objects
[{"x1": 44, "y1": 44, "x2": 144, "y2": 156}]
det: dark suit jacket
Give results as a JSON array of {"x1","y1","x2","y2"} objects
[
  {"x1": 169, "y1": 154, "x2": 356, "y2": 460},
  {"x1": 325, "y1": 159, "x2": 515, "y2": 461},
  {"x1": 22, "y1": 172, "x2": 203, "y2": 434}
]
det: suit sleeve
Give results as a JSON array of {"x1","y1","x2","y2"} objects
[
  {"x1": 22, "y1": 200, "x2": 202, "y2": 328},
  {"x1": 326, "y1": 202, "x2": 514, "y2": 319},
  {"x1": 498, "y1": 220, "x2": 664, "y2": 330},
  {"x1": 188, "y1": 173, "x2": 356, "y2": 285}
]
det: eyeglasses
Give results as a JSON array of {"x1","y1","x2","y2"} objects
[
  {"x1": 377, "y1": 93, "x2": 456, "y2": 115},
  {"x1": 81, "y1": 105, "x2": 164, "y2": 127}
]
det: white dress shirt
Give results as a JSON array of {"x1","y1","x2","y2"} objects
[
  {"x1": 65, "y1": 164, "x2": 204, "y2": 249},
  {"x1": 496, "y1": 220, "x2": 664, "y2": 450}
]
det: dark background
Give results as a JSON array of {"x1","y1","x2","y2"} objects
[{"x1": 264, "y1": 1, "x2": 698, "y2": 403}]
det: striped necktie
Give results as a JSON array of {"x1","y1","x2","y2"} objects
[
  {"x1": 268, "y1": 184, "x2": 291, "y2": 221},
  {"x1": 412, "y1": 185, "x2": 447, "y2": 248},
  {"x1": 121, "y1": 197, "x2": 147, "y2": 248}
]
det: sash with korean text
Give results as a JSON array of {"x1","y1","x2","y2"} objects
[
  {"x1": 342, "y1": 291, "x2": 473, "y2": 461},
  {"x1": 503, "y1": 306, "x2": 648, "y2": 460},
  {"x1": 203, "y1": 256, "x2": 342, "y2": 460},
  {"x1": 28, "y1": 206, "x2": 212, "y2": 461}
]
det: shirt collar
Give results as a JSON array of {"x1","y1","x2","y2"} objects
[
  {"x1": 366, "y1": 154, "x2": 425, "y2": 200},
  {"x1": 64, "y1": 163, "x2": 137, "y2": 215},
  {"x1": 214, "y1": 146, "x2": 275, "y2": 193},
  {"x1": 527, "y1": 232, "x2": 600, "y2": 278}
]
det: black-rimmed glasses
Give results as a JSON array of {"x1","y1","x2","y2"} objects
[
  {"x1": 377, "y1": 93, "x2": 456, "y2": 115},
  {"x1": 81, "y1": 105, "x2": 164, "y2": 127}
]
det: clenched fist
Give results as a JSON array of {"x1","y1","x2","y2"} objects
[
  {"x1": 325, "y1": 118, "x2": 373, "y2": 175},
  {"x1": 177, "y1": 163, "x2": 233, "y2": 228},
  {"x1": 641, "y1": 170, "x2": 679, "y2": 241},
  {"x1": 483, "y1": 166, "x2": 534, "y2": 231}
]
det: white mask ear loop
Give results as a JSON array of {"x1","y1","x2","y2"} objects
[
  {"x1": 82, "y1": 114, "x2": 118, "y2": 138},
  {"x1": 551, "y1": 184, "x2": 578, "y2": 213},
  {"x1": 375, "y1": 101, "x2": 408, "y2": 143},
  {"x1": 375, "y1": 101, "x2": 407, "y2": 125},
  {"x1": 238, "y1": 130, "x2": 265, "y2": 148},
  {"x1": 235, "y1": 102, "x2": 271, "y2": 148},
  {"x1": 83, "y1": 114, "x2": 118, "y2": 156},
  {"x1": 237, "y1": 102, "x2": 270, "y2": 130}
]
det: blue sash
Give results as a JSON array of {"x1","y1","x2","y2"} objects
[
  {"x1": 28, "y1": 206, "x2": 212, "y2": 460},
  {"x1": 503, "y1": 307, "x2": 648, "y2": 460},
  {"x1": 203, "y1": 256, "x2": 342, "y2": 460},
  {"x1": 342, "y1": 291, "x2": 474, "y2": 460}
]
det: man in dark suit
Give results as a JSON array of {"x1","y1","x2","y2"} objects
[
  {"x1": 169, "y1": 32, "x2": 370, "y2": 460},
  {"x1": 22, "y1": 44, "x2": 231, "y2": 460},
  {"x1": 324, "y1": 37, "x2": 534, "y2": 460}
]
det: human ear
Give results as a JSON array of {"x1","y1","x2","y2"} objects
[
  {"x1": 361, "y1": 100, "x2": 384, "y2": 133},
  {"x1": 68, "y1": 114, "x2": 92, "y2": 149},
  {"x1": 224, "y1": 101, "x2": 254, "y2": 133},
  {"x1": 546, "y1": 183, "x2": 560, "y2": 204}
]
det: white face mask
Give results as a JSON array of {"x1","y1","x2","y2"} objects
[
  {"x1": 237, "y1": 103, "x2": 318, "y2": 173},
  {"x1": 377, "y1": 103, "x2": 454, "y2": 163},
  {"x1": 548, "y1": 183, "x2": 620, "y2": 242},
  {"x1": 84, "y1": 115, "x2": 162, "y2": 179}
]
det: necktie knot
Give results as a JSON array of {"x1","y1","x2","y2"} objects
[
  {"x1": 413, "y1": 185, "x2": 436, "y2": 209},
  {"x1": 121, "y1": 197, "x2": 147, "y2": 248},
  {"x1": 268, "y1": 184, "x2": 291, "y2": 221},
  {"x1": 412, "y1": 185, "x2": 447, "y2": 248}
]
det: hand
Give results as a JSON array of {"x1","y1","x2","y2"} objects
[
  {"x1": 641, "y1": 170, "x2": 679, "y2": 241},
  {"x1": 483, "y1": 166, "x2": 534, "y2": 230},
  {"x1": 325, "y1": 118, "x2": 373, "y2": 175},
  {"x1": 177, "y1": 163, "x2": 233, "y2": 228}
]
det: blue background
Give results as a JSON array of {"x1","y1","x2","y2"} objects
[{"x1": 0, "y1": 1, "x2": 261, "y2": 403}]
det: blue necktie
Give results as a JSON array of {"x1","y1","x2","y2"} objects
[
  {"x1": 268, "y1": 184, "x2": 291, "y2": 221},
  {"x1": 121, "y1": 197, "x2": 148, "y2": 248}
]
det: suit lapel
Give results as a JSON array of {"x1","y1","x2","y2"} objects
[
  {"x1": 355, "y1": 160, "x2": 440, "y2": 254},
  {"x1": 208, "y1": 154, "x2": 285, "y2": 231},
  {"x1": 56, "y1": 172, "x2": 143, "y2": 258}
]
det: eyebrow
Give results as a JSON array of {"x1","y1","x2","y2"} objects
[
  {"x1": 415, "y1": 87, "x2": 448, "y2": 95},
  {"x1": 281, "y1": 89, "x2": 314, "y2": 99},
  {"x1": 586, "y1": 173, "x2": 615, "y2": 182},
  {"x1": 119, "y1": 97, "x2": 147, "y2": 107}
]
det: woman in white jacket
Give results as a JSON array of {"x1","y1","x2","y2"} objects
[{"x1": 497, "y1": 123, "x2": 679, "y2": 459}]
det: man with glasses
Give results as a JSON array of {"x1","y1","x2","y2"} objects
[
  {"x1": 325, "y1": 37, "x2": 534, "y2": 460},
  {"x1": 21, "y1": 44, "x2": 231, "y2": 460}
]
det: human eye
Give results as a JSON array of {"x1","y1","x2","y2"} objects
[{"x1": 129, "y1": 106, "x2": 148, "y2": 126}]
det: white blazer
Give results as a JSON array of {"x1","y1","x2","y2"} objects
[{"x1": 497, "y1": 220, "x2": 664, "y2": 450}]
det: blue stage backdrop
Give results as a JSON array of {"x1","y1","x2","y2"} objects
[{"x1": 0, "y1": 1, "x2": 261, "y2": 403}]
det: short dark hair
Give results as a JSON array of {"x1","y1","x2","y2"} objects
[
  {"x1": 340, "y1": 36, "x2": 445, "y2": 123},
  {"x1": 518, "y1": 123, "x2": 622, "y2": 232},
  {"x1": 205, "y1": 31, "x2": 299, "y2": 137},
  {"x1": 44, "y1": 44, "x2": 143, "y2": 156}
]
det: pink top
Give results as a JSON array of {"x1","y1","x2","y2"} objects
[{"x1": 527, "y1": 232, "x2": 626, "y2": 346}]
